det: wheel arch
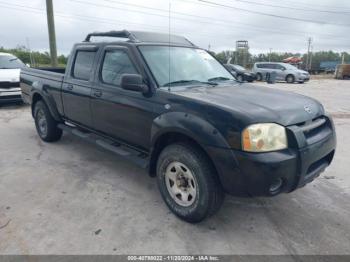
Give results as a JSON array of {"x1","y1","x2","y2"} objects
[
  {"x1": 148, "y1": 112, "x2": 231, "y2": 180},
  {"x1": 31, "y1": 91, "x2": 62, "y2": 122}
]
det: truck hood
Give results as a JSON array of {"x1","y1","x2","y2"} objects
[
  {"x1": 0, "y1": 69, "x2": 20, "y2": 82},
  {"x1": 173, "y1": 82, "x2": 324, "y2": 126}
]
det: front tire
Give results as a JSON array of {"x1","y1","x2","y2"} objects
[
  {"x1": 34, "y1": 101, "x2": 62, "y2": 142},
  {"x1": 236, "y1": 75, "x2": 243, "y2": 82},
  {"x1": 256, "y1": 73, "x2": 263, "y2": 81},
  {"x1": 286, "y1": 74, "x2": 295, "y2": 83},
  {"x1": 156, "y1": 143, "x2": 224, "y2": 223}
]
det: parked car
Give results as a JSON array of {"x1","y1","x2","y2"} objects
[
  {"x1": 252, "y1": 62, "x2": 310, "y2": 83},
  {"x1": 224, "y1": 64, "x2": 256, "y2": 82},
  {"x1": 21, "y1": 30, "x2": 336, "y2": 222},
  {"x1": 0, "y1": 52, "x2": 26, "y2": 104},
  {"x1": 335, "y1": 64, "x2": 350, "y2": 79}
]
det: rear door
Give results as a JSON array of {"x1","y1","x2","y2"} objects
[
  {"x1": 90, "y1": 45, "x2": 156, "y2": 150},
  {"x1": 62, "y1": 46, "x2": 98, "y2": 127}
]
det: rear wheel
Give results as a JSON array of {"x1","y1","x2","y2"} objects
[
  {"x1": 156, "y1": 143, "x2": 224, "y2": 223},
  {"x1": 236, "y1": 74, "x2": 243, "y2": 82},
  {"x1": 34, "y1": 101, "x2": 62, "y2": 142},
  {"x1": 286, "y1": 74, "x2": 295, "y2": 83}
]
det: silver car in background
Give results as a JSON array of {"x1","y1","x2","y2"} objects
[
  {"x1": 252, "y1": 62, "x2": 310, "y2": 83},
  {"x1": 0, "y1": 53, "x2": 26, "y2": 104}
]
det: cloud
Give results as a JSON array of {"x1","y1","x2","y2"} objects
[{"x1": 0, "y1": 0, "x2": 349, "y2": 54}]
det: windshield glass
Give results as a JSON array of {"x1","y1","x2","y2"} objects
[
  {"x1": 0, "y1": 55, "x2": 25, "y2": 69},
  {"x1": 139, "y1": 46, "x2": 234, "y2": 87},
  {"x1": 232, "y1": 65, "x2": 246, "y2": 71}
]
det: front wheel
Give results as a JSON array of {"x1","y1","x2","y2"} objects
[
  {"x1": 286, "y1": 74, "x2": 295, "y2": 83},
  {"x1": 236, "y1": 75, "x2": 244, "y2": 82},
  {"x1": 256, "y1": 73, "x2": 263, "y2": 81},
  {"x1": 156, "y1": 143, "x2": 224, "y2": 223},
  {"x1": 34, "y1": 101, "x2": 62, "y2": 142}
]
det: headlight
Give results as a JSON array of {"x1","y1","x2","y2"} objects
[{"x1": 242, "y1": 123, "x2": 287, "y2": 152}]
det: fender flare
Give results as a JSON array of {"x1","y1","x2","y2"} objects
[
  {"x1": 30, "y1": 84, "x2": 62, "y2": 122},
  {"x1": 150, "y1": 112, "x2": 230, "y2": 149}
]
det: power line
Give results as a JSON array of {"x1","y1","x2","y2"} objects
[
  {"x1": 265, "y1": 0, "x2": 350, "y2": 11},
  {"x1": 70, "y1": 0, "x2": 347, "y2": 39},
  {"x1": 228, "y1": 0, "x2": 350, "y2": 14},
  {"x1": 196, "y1": 0, "x2": 350, "y2": 27},
  {"x1": 1, "y1": 1, "x2": 349, "y2": 50},
  {"x1": 103, "y1": 0, "x2": 346, "y2": 36}
]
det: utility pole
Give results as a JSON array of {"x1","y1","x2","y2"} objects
[
  {"x1": 341, "y1": 52, "x2": 345, "y2": 64},
  {"x1": 306, "y1": 37, "x2": 312, "y2": 71},
  {"x1": 269, "y1": 48, "x2": 272, "y2": 62},
  {"x1": 46, "y1": 0, "x2": 58, "y2": 67},
  {"x1": 26, "y1": 37, "x2": 35, "y2": 66}
]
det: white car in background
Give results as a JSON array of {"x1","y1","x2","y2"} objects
[{"x1": 0, "y1": 52, "x2": 26, "y2": 104}]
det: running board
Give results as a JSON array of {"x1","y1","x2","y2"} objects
[{"x1": 58, "y1": 124, "x2": 149, "y2": 169}]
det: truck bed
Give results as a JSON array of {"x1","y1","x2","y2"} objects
[
  {"x1": 20, "y1": 67, "x2": 65, "y2": 105},
  {"x1": 21, "y1": 67, "x2": 65, "y2": 82}
]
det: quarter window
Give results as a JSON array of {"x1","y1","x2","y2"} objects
[
  {"x1": 101, "y1": 50, "x2": 138, "y2": 86},
  {"x1": 72, "y1": 51, "x2": 96, "y2": 80}
]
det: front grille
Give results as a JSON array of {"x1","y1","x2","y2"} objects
[
  {"x1": 297, "y1": 116, "x2": 332, "y2": 145},
  {"x1": 0, "y1": 82, "x2": 20, "y2": 88}
]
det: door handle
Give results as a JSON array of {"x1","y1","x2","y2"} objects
[
  {"x1": 67, "y1": 84, "x2": 73, "y2": 90},
  {"x1": 93, "y1": 90, "x2": 102, "y2": 97}
]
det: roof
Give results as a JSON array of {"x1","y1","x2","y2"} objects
[{"x1": 84, "y1": 30, "x2": 196, "y2": 47}]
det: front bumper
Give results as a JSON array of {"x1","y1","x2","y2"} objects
[
  {"x1": 207, "y1": 115, "x2": 336, "y2": 196},
  {"x1": 297, "y1": 75, "x2": 310, "y2": 82},
  {"x1": 0, "y1": 86, "x2": 23, "y2": 104}
]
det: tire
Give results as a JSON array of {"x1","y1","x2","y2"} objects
[
  {"x1": 34, "y1": 100, "x2": 62, "y2": 142},
  {"x1": 286, "y1": 74, "x2": 295, "y2": 83},
  {"x1": 156, "y1": 143, "x2": 224, "y2": 223},
  {"x1": 256, "y1": 73, "x2": 263, "y2": 81},
  {"x1": 237, "y1": 75, "x2": 243, "y2": 82}
]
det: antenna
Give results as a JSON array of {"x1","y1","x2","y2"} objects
[{"x1": 168, "y1": 1, "x2": 171, "y2": 92}]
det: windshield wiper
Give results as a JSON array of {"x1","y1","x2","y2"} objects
[
  {"x1": 9, "y1": 58, "x2": 19, "y2": 62},
  {"x1": 163, "y1": 79, "x2": 217, "y2": 87},
  {"x1": 207, "y1": 76, "x2": 231, "y2": 82}
]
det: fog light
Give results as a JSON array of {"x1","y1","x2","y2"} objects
[{"x1": 269, "y1": 178, "x2": 283, "y2": 194}]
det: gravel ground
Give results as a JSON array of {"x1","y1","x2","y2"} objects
[{"x1": 0, "y1": 79, "x2": 349, "y2": 255}]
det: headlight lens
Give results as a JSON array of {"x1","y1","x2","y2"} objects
[{"x1": 242, "y1": 123, "x2": 287, "y2": 152}]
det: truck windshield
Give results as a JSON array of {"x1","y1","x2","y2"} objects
[
  {"x1": 0, "y1": 55, "x2": 25, "y2": 69},
  {"x1": 139, "y1": 46, "x2": 234, "y2": 87}
]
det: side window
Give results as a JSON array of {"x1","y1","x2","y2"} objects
[
  {"x1": 72, "y1": 51, "x2": 96, "y2": 80},
  {"x1": 274, "y1": 64, "x2": 283, "y2": 70},
  {"x1": 101, "y1": 50, "x2": 138, "y2": 86},
  {"x1": 257, "y1": 64, "x2": 263, "y2": 68}
]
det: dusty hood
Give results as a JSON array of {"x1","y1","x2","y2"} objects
[
  {"x1": 0, "y1": 69, "x2": 20, "y2": 82},
  {"x1": 173, "y1": 82, "x2": 324, "y2": 126}
]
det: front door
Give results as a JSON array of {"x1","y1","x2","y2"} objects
[{"x1": 90, "y1": 46, "x2": 156, "y2": 150}]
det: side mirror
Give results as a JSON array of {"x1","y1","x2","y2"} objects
[{"x1": 120, "y1": 74, "x2": 148, "y2": 93}]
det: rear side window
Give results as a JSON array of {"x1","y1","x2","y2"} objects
[
  {"x1": 101, "y1": 50, "x2": 137, "y2": 86},
  {"x1": 257, "y1": 64, "x2": 266, "y2": 68},
  {"x1": 72, "y1": 51, "x2": 96, "y2": 80}
]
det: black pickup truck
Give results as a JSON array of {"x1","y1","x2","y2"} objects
[{"x1": 21, "y1": 30, "x2": 336, "y2": 222}]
